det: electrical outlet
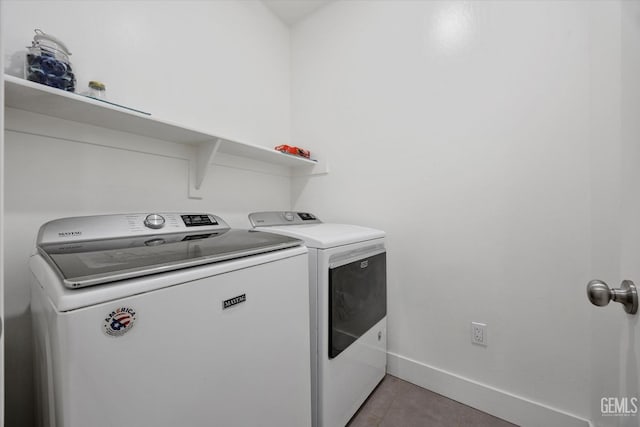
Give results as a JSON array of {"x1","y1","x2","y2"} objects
[{"x1": 471, "y1": 322, "x2": 487, "y2": 346}]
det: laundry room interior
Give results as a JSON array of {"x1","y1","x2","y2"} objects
[{"x1": 1, "y1": 1, "x2": 640, "y2": 427}]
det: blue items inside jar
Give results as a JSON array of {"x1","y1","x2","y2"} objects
[{"x1": 27, "y1": 50, "x2": 75, "y2": 92}]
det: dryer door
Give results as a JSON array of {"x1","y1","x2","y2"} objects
[{"x1": 328, "y1": 248, "x2": 386, "y2": 359}]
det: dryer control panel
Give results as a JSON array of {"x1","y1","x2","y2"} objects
[{"x1": 249, "y1": 211, "x2": 322, "y2": 227}]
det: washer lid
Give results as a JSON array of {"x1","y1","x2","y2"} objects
[
  {"x1": 31, "y1": 245, "x2": 308, "y2": 312},
  {"x1": 38, "y1": 228, "x2": 302, "y2": 289}
]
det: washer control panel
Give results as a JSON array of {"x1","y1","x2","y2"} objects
[
  {"x1": 248, "y1": 211, "x2": 322, "y2": 227},
  {"x1": 37, "y1": 213, "x2": 230, "y2": 244}
]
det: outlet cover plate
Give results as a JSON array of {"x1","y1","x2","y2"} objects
[{"x1": 471, "y1": 322, "x2": 487, "y2": 346}]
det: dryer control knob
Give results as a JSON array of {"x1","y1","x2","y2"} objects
[
  {"x1": 284, "y1": 212, "x2": 295, "y2": 221},
  {"x1": 144, "y1": 214, "x2": 166, "y2": 229}
]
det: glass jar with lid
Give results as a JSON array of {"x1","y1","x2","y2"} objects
[
  {"x1": 87, "y1": 81, "x2": 106, "y2": 99},
  {"x1": 25, "y1": 29, "x2": 76, "y2": 92}
]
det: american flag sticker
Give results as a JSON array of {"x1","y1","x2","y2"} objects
[{"x1": 103, "y1": 307, "x2": 137, "y2": 337}]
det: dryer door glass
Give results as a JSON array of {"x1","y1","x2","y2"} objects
[{"x1": 329, "y1": 252, "x2": 386, "y2": 359}]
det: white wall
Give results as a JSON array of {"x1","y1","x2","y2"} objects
[
  {"x1": 2, "y1": 2, "x2": 291, "y2": 426},
  {"x1": 0, "y1": 1, "x2": 6, "y2": 425},
  {"x1": 291, "y1": 1, "x2": 609, "y2": 424}
]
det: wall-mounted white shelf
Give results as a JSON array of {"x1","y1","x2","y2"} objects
[{"x1": 4, "y1": 74, "x2": 325, "y2": 198}]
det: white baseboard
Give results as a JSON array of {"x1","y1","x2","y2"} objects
[{"x1": 386, "y1": 352, "x2": 591, "y2": 427}]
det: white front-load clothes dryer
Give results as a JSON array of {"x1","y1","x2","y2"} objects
[
  {"x1": 30, "y1": 213, "x2": 312, "y2": 427},
  {"x1": 249, "y1": 211, "x2": 387, "y2": 427}
]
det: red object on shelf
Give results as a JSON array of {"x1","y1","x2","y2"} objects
[{"x1": 275, "y1": 145, "x2": 310, "y2": 159}]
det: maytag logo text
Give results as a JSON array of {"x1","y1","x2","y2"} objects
[{"x1": 58, "y1": 231, "x2": 82, "y2": 237}]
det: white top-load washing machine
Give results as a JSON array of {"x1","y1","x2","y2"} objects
[
  {"x1": 249, "y1": 211, "x2": 387, "y2": 427},
  {"x1": 30, "y1": 212, "x2": 312, "y2": 427}
]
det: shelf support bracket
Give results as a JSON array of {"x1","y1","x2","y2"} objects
[{"x1": 188, "y1": 139, "x2": 221, "y2": 199}]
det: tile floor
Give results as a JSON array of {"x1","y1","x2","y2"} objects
[{"x1": 347, "y1": 375, "x2": 518, "y2": 427}]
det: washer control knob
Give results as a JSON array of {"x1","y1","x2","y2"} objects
[
  {"x1": 144, "y1": 214, "x2": 166, "y2": 229},
  {"x1": 284, "y1": 212, "x2": 295, "y2": 221}
]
